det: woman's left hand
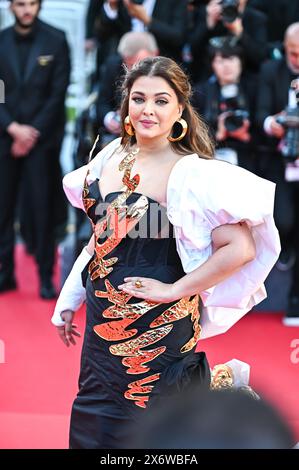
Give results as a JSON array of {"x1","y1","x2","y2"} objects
[{"x1": 118, "y1": 277, "x2": 176, "y2": 303}]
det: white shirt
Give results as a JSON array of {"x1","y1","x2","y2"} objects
[{"x1": 55, "y1": 138, "x2": 280, "y2": 339}]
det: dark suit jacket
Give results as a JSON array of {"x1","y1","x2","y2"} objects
[
  {"x1": 190, "y1": 5, "x2": 267, "y2": 82},
  {"x1": 256, "y1": 59, "x2": 295, "y2": 127},
  {"x1": 249, "y1": 0, "x2": 299, "y2": 43},
  {"x1": 0, "y1": 19, "x2": 70, "y2": 146},
  {"x1": 256, "y1": 58, "x2": 296, "y2": 155},
  {"x1": 97, "y1": 54, "x2": 123, "y2": 126},
  {"x1": 86, "y1": 0, "x2": 104, "y2": 39},
  {"x1": 98, "y1": 0, "x2": 188, "y2": 62}
]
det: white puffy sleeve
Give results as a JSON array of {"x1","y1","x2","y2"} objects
[
  {"x1": 62, "y1": 137, "x2": 122, "y2": 210},
  {"x1": 51, "y1": 138, "x2": 122, "y2": 325},
  {"x1": 167, "y1": 155, "x2": 281, "y2": 339}
]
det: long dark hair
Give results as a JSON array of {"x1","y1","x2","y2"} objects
[{"x1": 119, "y1": 56, "x2": 214, "y2": 160}]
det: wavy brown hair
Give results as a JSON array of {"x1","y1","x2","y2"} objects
[{"x1": 119, "y1": 56, "x2": 214, "y2": 159}]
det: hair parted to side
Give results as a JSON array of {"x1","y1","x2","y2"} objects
[{"x1": 119, "y1": 56, "x2": 214, "y2": 160}]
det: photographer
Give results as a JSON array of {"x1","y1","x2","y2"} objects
[
  {"x1": 97, "y1": 0, "x2": 188, "y2": 63},
  {"x1": 193, "y1": 40, "x2": 258, "y2": 173},
  {"x1": 256, "y1": 22, "x2": 299, "y2": 325},
  {"x1": 190, "y1": 0, "x2": 267, "y2": 83}
]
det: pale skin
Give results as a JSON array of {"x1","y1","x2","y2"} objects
[{"x1": 57, "y1": 75, "x2": 256, "y2": 346}]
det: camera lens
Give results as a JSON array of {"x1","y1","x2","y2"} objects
[
  {"x1": 221, "y1": 0, "x2": 239, "y2": 23},
  {"x1": 224, "y1": 110, "x2": 248, "y2": 132}
]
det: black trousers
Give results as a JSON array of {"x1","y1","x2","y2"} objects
[
  {"x1": 0, "y1": 140, "x2": 57, "y2": 280},
  {"x1": 261, "y1": 153, "x2": 299, "y2": 297}
]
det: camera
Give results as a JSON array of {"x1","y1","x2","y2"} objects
[
  {"x1": 220, "y1": 0, "x2": 239, "y2": 24},
  {"x1": 224, "y1": 109, "x2": 249, "y2": 132},
  {"x1": 220, "y1": 85, "x2": 249, "y2": 132},
  {"x1": 188, "y1": 0, "x2": 210, "y2": 5},
  {"x1": 276, "y1": 107, "x2": 299, "y2": 162}
]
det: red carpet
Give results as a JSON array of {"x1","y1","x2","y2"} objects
[{"x1": 0, "y1": 244, "x2": 298, "y2": 448}]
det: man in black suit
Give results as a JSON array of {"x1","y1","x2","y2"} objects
[
  {"x1": 256, "y1": 23, "x2": 299, "y2": 325},
  {"x1": 97, "y1": 0, "x2": 188, "y2": 64},
  {"x1": 0, "y1": 0, "x2": 70, "y2": 298}
]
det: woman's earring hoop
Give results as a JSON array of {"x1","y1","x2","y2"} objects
[
  {"x1": 124, "y1": 115, "x2": 135, "y2": 136},
  {"x1": 167, "y1": 118, "x2": 188, "y2": 142}
]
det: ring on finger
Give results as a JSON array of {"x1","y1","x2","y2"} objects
[{"x1": 134, "y1": 279, "x2": 143, "y2": 289}]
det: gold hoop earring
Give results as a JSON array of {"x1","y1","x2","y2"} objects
[
  {"x1": 124, "y1": 115, "x2": 135, "y2": 136},
  {"x1": 167, "y1": 118, "x2": 188, "y2": 142}
]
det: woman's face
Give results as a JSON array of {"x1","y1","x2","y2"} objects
[
  {"x1": 128, "y1": 76, "x2": 182, "y2": 142},
  {"x1": 212, "y1": 54, "x2": 242, "y2": 85}
]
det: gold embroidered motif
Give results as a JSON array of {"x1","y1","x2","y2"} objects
[
  {"x1": 124, "y1": 373, "x2": 161, "y2": 408},
  {"x1": 149, "y1": 295, "x2": 201, "y2": 353},
  {"x1": 210, "y1": 364, "x2": 234, "y2": 390},
  {"x1": 84, "y1": 147, "x2": 202, "y2": 408},
  {"x1": 88, "y1": 196, "x2": 148, "y2": 280},
  {"x1": 94, "y1": 279, "x2": 160, "y2": 341},
  {"x1": 109, "y1": 324, "x2": 173, "y2": 356},
  {"x1": 180, "y1": 296, "x2": 202, "y2": 353},
  {"x1": 118, "y1": 148, "x2": 140, "y2": 193},
  {"x1": 95, "y1": 279, "x2": 132, "y2": 304},
  {"x1": 122, "y1": 347, "x2": 166, "y2": 375},
  {"x1": 82, "y1": 148, "x2": 142, "y2": 281},
  {"x1": 82, "y1": 172, "x2": 97, "y2": 217},
  {"x1": 150, "y1": 296, "x2": 194, "y2": 327}
]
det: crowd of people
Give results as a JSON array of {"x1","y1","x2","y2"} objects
[
  {"x1": 0, "y1": 0, "x2": 298, "y2": 317},
  {"x1": 86, "y1": 0, "x2": 299, "y2": 326}
]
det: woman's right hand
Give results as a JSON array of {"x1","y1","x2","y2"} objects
[{"x1": 56, "y1": 310, "x2": 81, "y2": 347}]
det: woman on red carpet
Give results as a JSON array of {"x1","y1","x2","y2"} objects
[{"x1": 51, "y1": 56, "x2": 280, "y2": 449}]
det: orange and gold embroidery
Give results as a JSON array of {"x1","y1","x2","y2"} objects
[
  {"x1": 84, "y1": 149, "x2": 148, "y2": 282},
  {"x1": 84, "y1": 147, "x2": 201, "y2": 408},
  {"x1": 180, "y1": 297, "x2": 201, "y2": 353},
  {"x1": 122, "y1": 348, "x2": 166, "y2": 375},
  {"x1": 150, "y1": 296, "x2": 196, "y2": 328},
  {"x1": 89, "y1": 196, "x2": 148, "y2": 280},
  {"x1": 124, "y1": 373, "x2": 161, "y2": 408},
  {"x1": 82, "y1": 173, "x2": 97, "y2": 219},
  {"x1": 149, "y1": 295, "x2": 201, "y2": 353}
]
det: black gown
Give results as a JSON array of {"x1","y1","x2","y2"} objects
[{"x1": 69, "y1": 150, "x2": 210, "y2": 449}]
